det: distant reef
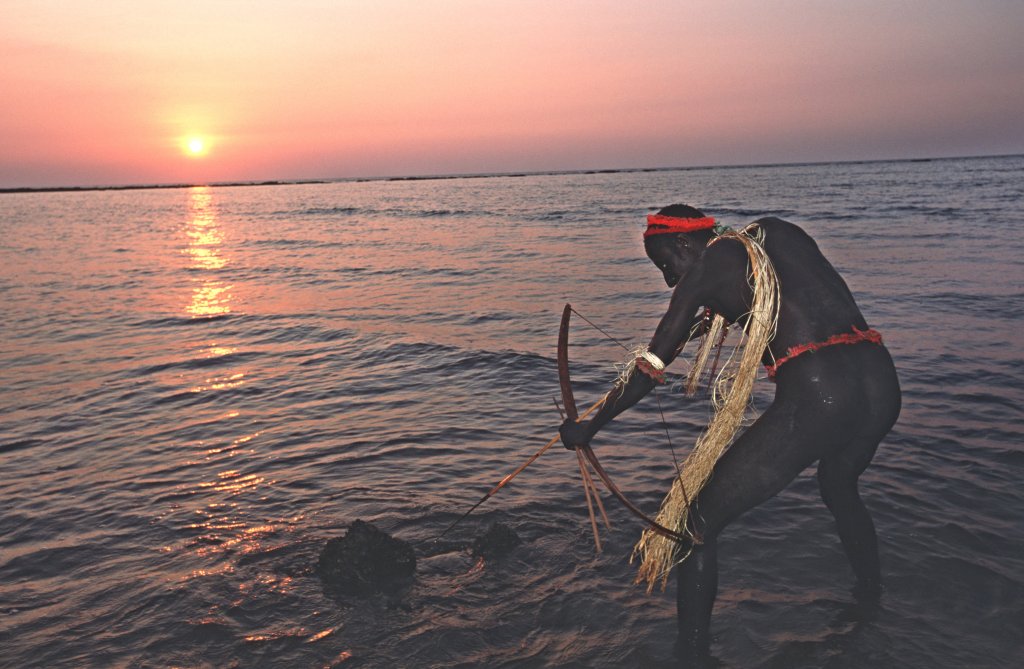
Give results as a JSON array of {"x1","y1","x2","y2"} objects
[
  {"x1": 0, "y1": 179, "x2": 329, "y2": 195},
  {"x1": 4, "y1": 154, "x2": 1017, "y2": 195}
]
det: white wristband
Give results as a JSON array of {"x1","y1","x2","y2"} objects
[{"x1": 640, "y1": 350, "x2": 666, "y2": 371}]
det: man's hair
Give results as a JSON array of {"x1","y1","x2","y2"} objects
[{"x1": 657, "y1": 203, "x2": 706, "y2": 219}]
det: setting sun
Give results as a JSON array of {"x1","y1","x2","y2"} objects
[{"x1": 184, "y1": 136, "x2": 208, "y2": 158}]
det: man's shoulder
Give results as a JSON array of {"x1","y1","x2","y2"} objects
[
  {"x1": 702, "y1": 217, "x2": 822, "y2": 269},
  {"x1": 752, "y1": 216, "x2": 805, "y2": 235},
  {"x1": 705, "y1": 217, "x2": 808, "y2": 253},
  {"x1": 699, "y1": 232, "x2": 749, "y2": 267},
  {"x1": 751, "y1": 217, "x2": 819, "y2": 248}
]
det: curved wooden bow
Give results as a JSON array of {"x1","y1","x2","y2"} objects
[{"x1": 557, "y1": 303, "x2": 687, "y2": 543}]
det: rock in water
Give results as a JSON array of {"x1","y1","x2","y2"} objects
[
  {"x1": 471, "y1": 522, "x2": 521, "y2": 560},
  {"x1": 317, "y1": 520, "x2": 416, "y2": 595}
]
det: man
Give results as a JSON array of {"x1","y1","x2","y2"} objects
[{"x1": 559, "y1": 204, "x2": 901, "y2": 662}]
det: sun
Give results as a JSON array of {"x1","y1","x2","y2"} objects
[{"x1": 183, "y1": 136, "x2": 209, "y2": 158}]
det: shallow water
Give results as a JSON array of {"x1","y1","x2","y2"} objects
[{"x1": 2, "y1": 156, "x2": 1023, "y2": 667}]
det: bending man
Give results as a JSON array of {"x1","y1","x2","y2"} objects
[{"x1": 559, "y1": 204, "x2": 900, "y2": 661}]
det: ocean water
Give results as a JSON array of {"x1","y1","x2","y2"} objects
[{"x1": 1, "y1": 156, "x2": 1022, "y2": 668}]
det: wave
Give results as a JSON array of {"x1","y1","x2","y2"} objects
[
  {"x1": 243, "y1": 238, "x2": 355, "y2": 250},
  {"x1": 709, "y1": 206, "x2": 798, "y2": 219},
  {"x1": 0, "y1": 438, "x2": 43, "y2": 455},
  {"x1": 131, "y1": 313, "x2": 237, "y2": 328},
  {"x1": 273, "y1": 205, "x2": 495, "y2": 220},
  {"x1": 131, "y1": 351, "x2": 262, "y2": 377},
  {"x1": 905, "y1": 290, "x2": 1024, "y2": 319}
]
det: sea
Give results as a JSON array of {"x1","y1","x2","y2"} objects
[{"x1": 1, "y1": 156, "x2": 1022, "y2": 668}]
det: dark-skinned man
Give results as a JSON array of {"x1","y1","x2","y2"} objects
[{"x1": 559, "y1": 204, "x2": 901, "y2": 663}]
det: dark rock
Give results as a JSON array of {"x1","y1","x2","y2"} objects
[
  {"x1": 316, "y1": 520, "x2": 416, "y2": 595},
  {"x1": 471, "y1": 522, "x2": 521, "y2": 559}
]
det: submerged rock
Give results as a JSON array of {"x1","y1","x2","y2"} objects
[
  {"x1": 471, "y1": 522, "x2": 521, "y2": 560},
  {"x1": 317, "y1": 520, "x2": 416, "y2": 595}
]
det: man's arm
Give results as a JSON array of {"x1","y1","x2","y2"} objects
[{"x1": 560, "y1": 259, "x2": 717, "y2": 448}]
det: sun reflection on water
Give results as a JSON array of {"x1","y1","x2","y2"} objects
[
  {"x1": 203, "y1": 344, "x2": 237, "y2": 358},
  {"x1": 182, "y1": 501, "x2": 281, "y2": 557},
  {"x1": 183, "y1": 187, "x2": 233, "y2": 317},
  {"x1": 188, "y1": 371, "x2": 247, "y2": 394},
  {"x1": 171, "y1": 188, "x2": 288, "y2": 586},
  {"x1": 195, "y1": 469, "x2": 269, "y2": 495}
]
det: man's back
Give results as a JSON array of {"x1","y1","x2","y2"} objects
[{"x1": 711, "y1": 217, "x2": 871, "y2": 359}]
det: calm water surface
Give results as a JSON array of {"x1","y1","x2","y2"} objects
[{"x1": 2, "y1": 157, "x2": 1023, "y2": 667}]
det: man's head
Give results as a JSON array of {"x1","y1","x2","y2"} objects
[{"x1": 643, "y1": 204, "x2": 716, "y2": 287}]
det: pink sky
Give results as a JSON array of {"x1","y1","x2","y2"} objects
[{"x1": 2, "y1": 0, "x2": 1022, "y2": 188}]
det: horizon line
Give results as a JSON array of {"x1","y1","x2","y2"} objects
[{"x1": 2, "y1": 151, "x2": 1020, "y2": 196}]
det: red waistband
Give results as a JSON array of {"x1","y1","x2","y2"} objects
[{"x1": 765, "y1": 327, "x2": 883, "y2": 380}]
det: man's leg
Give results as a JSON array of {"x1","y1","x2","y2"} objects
[
  {"x1": 817, "y1": 344, "x2": 900, "y2": 597},
  {"x1": 817, "y1": 451, "x2": 881, "y2": 596},
  {"x1": 674, "y1": 401, "x2": 827, "y2": 660},
  {"x1": 675, "y1": 538, "x2": 717, "y2": 657}
]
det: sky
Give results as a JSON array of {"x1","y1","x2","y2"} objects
[{"x1": 2, "y1": 0, "x2": 1022, "y2": 188}]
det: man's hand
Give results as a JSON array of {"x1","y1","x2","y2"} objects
[{"x1": 559, "y1": 419, "x2": 591, "y2": 451}]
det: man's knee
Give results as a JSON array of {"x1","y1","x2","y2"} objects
[{"x1": 816, "y1": 459, "x2": 860, "y2": 512}]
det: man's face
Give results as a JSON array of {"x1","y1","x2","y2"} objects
[{"x1": 645, "y1": 234, "x2": 694, "y2": 288}]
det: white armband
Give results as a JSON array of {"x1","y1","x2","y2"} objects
[{"x1": 639, "y1": 350, "x2": 666, "y2": 371}]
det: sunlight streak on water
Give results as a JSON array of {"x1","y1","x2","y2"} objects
[{"x1": 184, "y1": 187, "x2": 233, "y2": 317}]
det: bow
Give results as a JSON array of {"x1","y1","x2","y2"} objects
[{"x1": 557, "y1": 303, "x2": 688, "y2": 543}]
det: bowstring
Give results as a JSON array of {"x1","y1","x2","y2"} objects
[
  {"x1": 568, "y1": 307, "x2": 685, "y2": 482},
  {"x1": 569, "y1": 307, "x2": 630, "y2": 351}
]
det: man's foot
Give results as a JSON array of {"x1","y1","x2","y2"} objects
[
  {"x1": 851, "y1": 579, "x2": 883, "y2": 603},
  {"x1": 673, "y1": 633, "x2": 716, "y2": 667}
]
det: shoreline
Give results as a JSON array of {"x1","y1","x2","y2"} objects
[{"x1": 2, "y1": 152, "x2": 1019, "y2": 196}]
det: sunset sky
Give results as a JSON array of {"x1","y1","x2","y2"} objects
[{"x1": 2, "y1": 0, "x2": 1022, "y2": 188}]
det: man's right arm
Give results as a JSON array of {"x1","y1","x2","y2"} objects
[{"x1": 560, "y1": 254, "x2": 723, "y2": 449}]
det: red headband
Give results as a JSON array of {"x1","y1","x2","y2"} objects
[{"x1": 644, "y1": 214, "x2": 716, "y2": 238}]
